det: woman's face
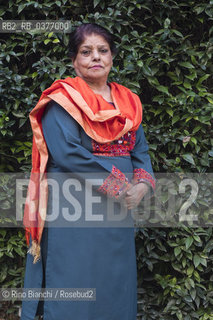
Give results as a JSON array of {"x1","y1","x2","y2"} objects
[{"x1": 72, "y1": 33, "x2": 113, "y2": 84}]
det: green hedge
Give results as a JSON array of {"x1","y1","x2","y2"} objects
[{"x1": 0, "y1": 0, "x2": 213, "y2": 319}]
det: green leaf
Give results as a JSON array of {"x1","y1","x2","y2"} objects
[
  {"x1": 193, "y1": 270, "x2": 200, "y2": 282},
  {"x1": 172, "y1": 115, "x2": 179, "y2": 125},
  {"x1": 14, "y1": 247, "x2": 25, "y2": 257},
  {"x1": 189, "y1": 278, "x2": 195, "y2": 288},
  {"x1": 0, "y1": 230, "x2": 6, "y2": 238},
  {"x1": 191, "y1": 137, "x2": 197, "y2": 145},
  {"x1": 187, "y1": 265, "x2": 194, "y2": 276},
  {"x1": 197, "y1": 74, "x2": 210, "y2": 86},
  {"x1": 32, "y1": 72, "x2": 38, "y2": 79},
  {"x1": 190, "y1": 289, "x2": 196, "y2": 301},
  {"x1": 59, "y1": 66, "x2": 66, "y2": 77},
  {"x1": 174, "y1": 247, "x2": 181, "y2": 257},
  {"x1": 193, "y1": 254, "x2": 201, "y2": 268},
  {"x1": 48, "y1": 32, "x2": 54, "y2": 38},
  {"x1": 164, "y1": 18, "x2": 171, "y2": 28},
  {"x1": 200, "y1": 258, "x2": 207, "y2": 267},
  {"x1": 182, "y1": 258, "x2": 186, "y2": 268},
  {"x1": 166, "y1": 109, "x2": 173, "y2": 117},
  {"x1": 193, "y1": 235, "x2": 201, "y2": 242},
  {"x1": 172, "y1": 29, "x2": 183, "y2": 37},
  {"x1": 177, "y1": 311, "x2": 183, "y2": 320},
  {"x1": 156, "y1": 85, "x2": 169, "y2": 95},
  {"x1": 192, "y1": 126, "x2": 201, "y2": 134},
  {"x1": 185, "y1": 237, "x2": 194, "y2": 250},
  {"x1": 44, "y1": 39, "x2": 51, "y2": 45},
  {"x1": 17, "y1": 4, "x2": 26, "y2": 14},
  {"x1": 137, "y1": 61, "x2": 143, "y2": 67},
  {"x1": 182, "y1": 154, "x2": 195, "y2": 165},
  {"x1": 94, "y1": 0, "x2": 101, "y2": 8},
  {"x1": 206, "y1": 97, "x2": 213, "y2": 104},
  {"x1": 12, "y1": 112, "x2": 25, "y2": 118},
  {"x1": 179, "y1": 62, "x2": 195, "y2": 69},
  {"x1": 142, "y1": 65, "x2": 152, "y2": 76},
  {"x1": 154, "y1": 29, "x2": 164, "y2": 36},
  {"x1": 191, "y1": 55, "x2": 197, "y2": 65},
  {"x1": 183, "y1": 82, "x2": 192, "y2": 89}
]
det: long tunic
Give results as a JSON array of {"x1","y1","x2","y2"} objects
[{"x1": 21, "y1": 100, "x2": 154, "y2": 320}]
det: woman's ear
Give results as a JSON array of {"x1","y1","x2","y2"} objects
[
  {"x1": 111, "y1": 55, "x2": 114, "y2": 67},
  {"x1": 71, "y1": 58, "x2": 77, "y2": 71}
]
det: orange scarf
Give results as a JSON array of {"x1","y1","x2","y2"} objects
[{"x1": 23, "y1": 76, "x2": 142, "y2": 263}]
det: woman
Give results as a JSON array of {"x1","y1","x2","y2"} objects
[{"x1": 21, "y1": 23, "x2": 155, "y2": 320}]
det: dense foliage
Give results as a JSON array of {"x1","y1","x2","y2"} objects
[{"x1": 0, "y1": 0, "x2": 213, "y2": 319}]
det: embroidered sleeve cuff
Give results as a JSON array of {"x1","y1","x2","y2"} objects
[
  {"x1": 98, "y1": 165, "x2": 131, "y2": 199},
  {"x1": 132, "y1": 168, "x2": 156, "y2": 191}
]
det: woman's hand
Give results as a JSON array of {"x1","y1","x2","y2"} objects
[{"x1": 124, "y1": 183, "x2": 149, "y2": 209}]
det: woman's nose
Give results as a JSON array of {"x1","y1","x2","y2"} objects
[{"x1": 92, "y1": 49, "x2": 100, "y2": 60}]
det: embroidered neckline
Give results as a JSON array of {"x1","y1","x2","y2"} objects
[{"x1": 92, "y1": 131, "x2": 136, "y2": 157}]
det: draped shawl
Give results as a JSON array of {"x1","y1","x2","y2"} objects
[{"x1": 23, "y1": 76, "x2": 143, "y2": 263}]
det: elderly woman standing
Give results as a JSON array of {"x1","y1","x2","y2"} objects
[{"x1": 21, "y1": 23, "x2": 155, "y2": 320}]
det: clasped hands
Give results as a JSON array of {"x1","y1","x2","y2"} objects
[{"x1": 123, "y1": 182, "x2": 149, "y2": 210}]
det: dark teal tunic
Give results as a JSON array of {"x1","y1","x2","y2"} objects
[{"x1": 21, "y1": 101, "x2": 154, "y2": 320}]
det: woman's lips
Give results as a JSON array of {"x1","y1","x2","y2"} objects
[{"x1": 90, "y1": 65, "x2": 103, "y2": 69}]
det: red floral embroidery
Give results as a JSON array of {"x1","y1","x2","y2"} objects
[
  {"x1": 132, "y1": 168, "x2": 156, "y2": 190},
  {"x1": 92, "y1": 131, "x2": 136, "y2": 157},
  {"x1": 98, "y1": 166, "x2": 131, "y2": 199}
]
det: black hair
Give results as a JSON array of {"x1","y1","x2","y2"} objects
[{"x1": 68, "y1": 23, "x2": 117, "y2": 60}]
